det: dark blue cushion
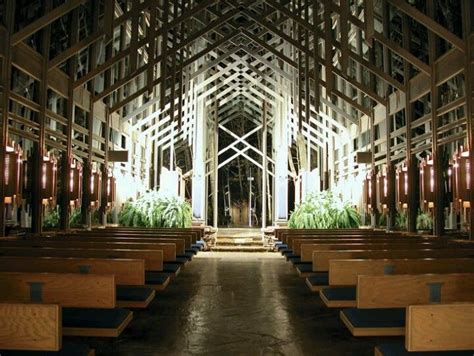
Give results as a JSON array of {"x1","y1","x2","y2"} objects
[
  {"x1": 173, "y1": 256, "x2": 188, "y2": 264},
  {"x1": 306, "y1": 272, "x2": 329, "y2": 286},
  {"x1": 341, "y1": 308, "x2": 405, "y2": 328},
  {"x1": 192, "y1": 243, "x2": 204, "y2": 251},
  {"x1": 288, "y1": 255, "x2": 301, "y2": 263},
  {"x1": 274, "y1": 241, "x2": 283, "y2": 245},
  {"x1": 186, "y1": 248, "x2": 199, "y2": 255},
  {"x1": 321, "y1": 287, "x2": 356, "y2": 301},
  {"x1": 1, "y1": 341, "x2": 92, "y2": 355},
  {"x1": 376, "y1": 342, "x2": 474, "y2": 355},
  {"x1": 179, "y1": 251, "x2": 195, "y2": 260},
  {"x1": 116, "y1": 286, "x2": 154, "y2": 301},
  {"x1": 163, "y1": 263, "x2": 181, "y2": 274},
  {"x1": 277, "y1": 243, "x2": 287, "y2": 251},
  {"x1": 295, "y1": 263, "x2": 313, "y2": 274},
  {"x1": 145, "y1": 271, "x2": 169, "y2": 285},
  {"x1": 63, "y1": 308, "x2": 132, "y2": 329},
  {"x1": 281, "y1": 249, "x2": 293, "y2": 256}
]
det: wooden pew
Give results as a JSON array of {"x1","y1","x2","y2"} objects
[
  {"x1": 291, "y1": 236, "x2": 429, "y2": 258},
  {"x1": 312, "y1": 249, "x2": 474, "y2": 272},
  {"x1": 0, "y1": 256, "x2": 156, "y2": 308},
  {"x1": 275, "y1": 228, "x2": 379, "y2": 245},
  {"x1": 0, "y1": 246, "x2": 164, "y2": 271},
  {"x1": 339, "y1": 273, "x2": 474, "y2": 336},
  {"x1": 299, "y1": 241, "x2": 458, "y2": 262},
  {"x1": 304, "y1": 248, "x2": 474, "y2": 292},
  {"x1": 375, "y1": 303, "x2": 474, "y2": 354},
  {"x1": 93, "y1": 227, "x2": 204, "y2": 244},
  {"x1": 0, "y1": 302, "x2": 94, "y2": 355},
  {"x1": 0, "y1": 272, "x2": 133, "y2": 337},
  {"x1": 320, "y1": 258, "x2": 474, "y2": 308}
]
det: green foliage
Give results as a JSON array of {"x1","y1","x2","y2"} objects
[
  {"x1": 378, "y1": 213, "x2": 387, "y2": 227},
  {"x1": 43, "y1": 207, "x2": 60, "y2": 228},
  {"x1": 395, "y1": 209, "x2": 407, "y2": 230},
  {"x1": 118, "y1": 191, "x2": 192, "y2": 228},
  {"x1": 69, "y1": 208, "x2": 82, "y2": 228},
  {"x1": 288, "y1": 191, "x2": 361, "y2": 229},
  {"x1": 416, "y1": 210, "x2": 433, "y2": 231}
]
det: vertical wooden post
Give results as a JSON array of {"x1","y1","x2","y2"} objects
[
  {"x1": 462, "y1": 0, "x2": 473, "y2": 240},
  {"x1": 32, "y1": 0, "x2": 53, "y2": 234},
  {"x1": 60, "y1": 7, "x2": 79, "y2": 231},
  {"x1": 0, "y1": 1, "x2": 15, "y2": 236}
]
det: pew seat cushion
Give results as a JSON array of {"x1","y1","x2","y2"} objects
[
  {"x1": 281, "y1": 249, "x2": 292, "y2": 256},
  {"x1": 145, "y1": 272, "x2": 170, "y2": 285},
  {"x1": 375, "y1": 342, "x2": 474, "y2": 355},
  {"x1": 0, "y1": 341, "x2": 93, "y2": 355},
  {"x1": 321, "y1": 287, "x2": 356, "y2": 301},
  {"x1": 295, "y1": 263, "x2": 314, "y2": 274},
  {"x1": 288, "y1": 255, "x2": 301, "y2": 264},
  {"x1": 277, "y1": 244, "x2": 288, "y2": 251},
  {"x1": 186, "y1": 248, "x2": 199, "y2": 255},
  {"x1": 306, "y1": 272, "x2": 329, "y2": 286},
  {"x1": 192, "y1": 243, "x2": 203, "y2": 251},
  {"x1": 63, "y1": 308, "x2": 132, "y2": 329},
  {"x1": 116, "y1": 286, "x2": 155, "y2": 302},
  {"x1": 174, "y1": 256, "x2": 188, "y2": 264},
  {"x1": 163, "y1": 263, "x2": 181, "y2": 274},
  {"x1": 341, "y1": 308, "x2": 405, "y2": 328},
  {"x1": 179, "y1": 252, "x2": 195, "y2": 260}
]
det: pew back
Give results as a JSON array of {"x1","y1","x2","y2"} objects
[
  {"x1": 312, "y1": 249, "x2": 474, "y2": 271},
  {"x1": 0, "y1": 256, "x2": 145, "y2": 285},
  {"x1": 0, "y1": 272, "x2": 116, "y2": 308},
  {"x1": 0, "y1": 302, "x2": 61, "y2": 351},
  {"x1": 406, "y1": 303, "x2": 474, "y2": 351},
  {"x1": 329, "y1": 258, "x2": 474, "y2": 286},
  {"x1": 357, "y1": 273, "x2": 474, "y2": 308}
]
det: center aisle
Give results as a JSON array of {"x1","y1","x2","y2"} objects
[{"x1": 91, "y1": 252, "x2": 384, "y2": 355}]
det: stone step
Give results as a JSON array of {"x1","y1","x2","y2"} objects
[{"x1": 210, "y1": 245, "x2": 270, "y2": 252}]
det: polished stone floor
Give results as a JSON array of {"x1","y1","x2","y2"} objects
[{"x1": 84, "y1": 252, "x2": 391, "y2": 355}]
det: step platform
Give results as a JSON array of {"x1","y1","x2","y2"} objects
[{"x1": 116, "y1": 286, "x2": 155, "y2": 309}]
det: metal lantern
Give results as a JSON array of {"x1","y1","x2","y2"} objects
[
  {"x1": 69, "y1": 158, "x2": 83, "y2": 205},
  {"x1": 363, "y1": 171, "x2": 373, "y2": 211},
  {"x1": 420, "y1": 156, "x2": 435, "y2": 211},
  {"x1": 396, "y1": 162, "x2": 409, "y2": 208},
  {"x1": 41, "y1": 154, "x2": 58, "y2": 204},
  {"x1": 4, "y1": 143, "x2": 23, "y2": 205},
  {"x1": 106, "y1": 174, "x2": 116, "y2": 207},
  {"x1": 90, "y1": 167, "x2": 102, "y2": 207},
  {"x1": 452, "y1": 147, "x2": 471, "y2": 210},
  {"x1": 377, "y1": 165, "x2": 390, "y2": 210}
]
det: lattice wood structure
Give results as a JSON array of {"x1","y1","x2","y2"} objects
[{"x1": 0, "y1": 0, "x2": 473, "y2": 239}]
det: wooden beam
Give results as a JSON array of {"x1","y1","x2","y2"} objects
[
  {"x1": 11, "y1": 0, "x2": 87, "y2": 46},
  {"x1": 388, "y1": 0, "x2": 465, "y2": 52}
]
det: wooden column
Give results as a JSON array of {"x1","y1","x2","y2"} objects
[
  {"x1": 463, "y1": 0, "x2": 474, "y2": 240},
  {"x1": 0, "y1": 1, "x2": 15, "y2": 236},
  {"x1": 60, "y1": 7, "x2": 79, "y2": 231},
  {"x1": 32, "y1": 0, "x2": 53, "y2": 233},
  {"x1": 427, "y1": 0, "x2": 444, "y2": 237}
]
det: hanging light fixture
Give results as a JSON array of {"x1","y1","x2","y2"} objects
[
  {"x1": 377, "y1": 165, "x2": 390, "y2": 211},
  {"x1": 41, "y1": 154, "x2": 58, "y2": 205},
  {"x1": 396, "y1": 161, "x2": 409, "y2": 209},
  {"x1": 420, "y1": 156, "x2": 435, "y2": 211},
  {"x1": 363, "y1": 170, "x2": 373, "y2": 211},
  {"x1": 106, "y1": 173, "x2": 116, "y2": 207},
  {"x1": 4, "y1": 142, "x2": 23, "y2": 205},
  {"x1": 90, "y1": 164, "x2": 102, "y2": 207},
  {"x1": 452, "y1": 146, "x2": 471, "y2": 210},
  {"x1": 69, "y1": 158, "x2": 83, "y2": 206}
]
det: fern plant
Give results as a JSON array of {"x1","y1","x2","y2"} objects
[
  {"x1": 289, "y1": 191, "x2": 361, "y2": 229},
  {"x1": 118, "y1": 191, "x2": 192, "y2": 228},
  {"x1": 43, "y1": 207, "x2": 60, "y2": 228},
  {"x1": 416, "y1": 210, "x2": 433, "y2": 231},
  {"x1": 395, "y1": 209, "x2": 407, "y2": 230}
]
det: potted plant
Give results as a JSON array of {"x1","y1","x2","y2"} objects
[{"x1": 416, "y1": 210, "x2": 433, "y2": 234}]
